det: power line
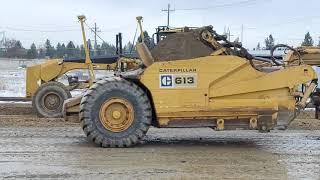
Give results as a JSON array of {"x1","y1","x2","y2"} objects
[
  {"x1": 0, "y1": 24, "x2": 134, "y2": 33},
  {"x1": 174, "y1": 0, "x2": 266, "y2": 11},
  {"x1": 98, "y1": 24, "x2": 136, "y2": 33},
  {"x1": 269, "y1": 15, "x2": 320, "y2": 27},
  {"x1": 4, "y1": 24, "x2": 78, "y2": 29},
  {"x1": 84, "y1": 22, "x2": 106, "y2": 44},
  {"x1": 226, "y1": 14, "x2": 320, "y2": 44},
  {"x1": 234, "y1": 15, "x2": 320, "y2": 32},
  {"x1": 0, "y1": 26, "x2": 81, "y2": 32}
]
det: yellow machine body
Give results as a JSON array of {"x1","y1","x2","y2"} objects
[
  {"x1": 139, "y1": 55, "x2": 317, "y2": 129},
  {"x1": 25, "y1": 59, "x2": 116, "y2": 97},
  {"x1": 74, "y1": 17, "x2": 320, "y2": 148}
]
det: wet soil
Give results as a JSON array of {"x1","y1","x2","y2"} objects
[
  {"x1": 0, "y1": 117, "x2": 319, "y2": 179},
  {"x1": 0, "y1": 104, "x2": 320, "y2": 179},
  {"x1": 0, "y1": 102, "x2": 34, "y2": 116}
]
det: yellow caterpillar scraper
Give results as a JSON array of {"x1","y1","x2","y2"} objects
[{"x1": 76, "y1": 17, "x2": 318, "y2": 147}]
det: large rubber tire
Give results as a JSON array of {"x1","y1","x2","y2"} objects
[
  {"x1": 32, "y1": 81, "x2": 71, "y2": 118},
  {"x1": 80, "y1": 78, "x2": 152, "y2": 148}
]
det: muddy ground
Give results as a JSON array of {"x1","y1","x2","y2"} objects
[{"x1": 0, "y1": 102, "x2": 320, "y2": 179}]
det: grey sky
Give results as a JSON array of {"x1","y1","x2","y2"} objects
[{"x1": 0, "y1": 0, "x2": 319, "y2": 49}]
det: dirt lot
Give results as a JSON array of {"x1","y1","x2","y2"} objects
[{"x1": 0, "y1": 103, "x2": 320, "y2": 179}]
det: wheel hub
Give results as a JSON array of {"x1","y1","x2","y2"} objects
[
  {"x1": 99, "y1": 98, "x2": 134, "y2": 132},
  {"x1": 43, "y1": 93, "x2": 61, "y2": 111},
  {"x1": 112, "y1": 110, "x2": 121, "y2": 119}
]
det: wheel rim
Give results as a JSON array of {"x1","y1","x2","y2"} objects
[
  {"x1": 99, "y1": 98, "x2": 134, "y2": 133},
  {"x1": 42, "y1": 92, "x2": 61, "y2": 111}
]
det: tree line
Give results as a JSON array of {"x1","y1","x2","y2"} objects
[
  {"x1": 0, "y1": 31, "x2": 157, "y2": 59},
  {"x1": 0, "y1": 38, "x2": 136, "y2": 59},
  {"x1": 1, "y1": 30, "x2": 318, "y2": 59},
  {"x1": 255, "y1": 32, "x2": 320, "y2": 50}
]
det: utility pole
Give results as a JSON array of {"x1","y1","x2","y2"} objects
[
  {"x1": 0, "y1": 31, "x2": 5, "y2": 49},
  {"x1": 241, "y1": 24, "x2": 244, "y2": 43},
  {"x1": 93, "y1": 23, "x2": 100, "y2": 56},
  {"x1": 162, "y1": 4, "x2": 175, "y2": 27},
  {"x1": 223, "y1": 27, "x2": 234, "y2": 41}
]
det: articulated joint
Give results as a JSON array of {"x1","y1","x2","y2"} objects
[{"x1": 297, "y1": 79, "x2": 318, "y2": 109}]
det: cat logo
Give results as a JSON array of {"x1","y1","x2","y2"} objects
[{"x1": 160, "y1": 75, "x2": 173, "y2": 87}]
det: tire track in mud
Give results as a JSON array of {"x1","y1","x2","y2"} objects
[
  {"x1": 0, "y1": 123, "x2": 319, "y2": 179},
  {"x1": 0, "y1": 103, "x2": 319, "y2": 179}
]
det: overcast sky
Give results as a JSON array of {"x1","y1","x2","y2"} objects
[{"x1": 0, "y1": 0, "x2": 319, "y2": 49}]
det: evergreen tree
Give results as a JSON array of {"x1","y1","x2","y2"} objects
[
  {"x1": 100, "y1": 42, "x2": 116, "y2": 55},
  {"x1": 256, "y1": 42, "x2": 261, "y2": 50},
  {"x1": 301, "y1": 32, "x2": 314, "y2": 46},
  {"x1": 14, "y1": 40, "x2": 23, "y2": 49},
  {"x1": 95, "y1": 44, "x2": 102, "y2": 56},
  {"x1": 45, "y1": 39, "x2": 55, "y2": 58},
  {"x1": 38, "y1": 48, "x2": 46, "y2": 58},
  {"x1": 87, "y1": 40, "x2": 94, "y2": 56},
  {"x1": 318, "y1": 38, "x2": 320, "y2": 47},
  {"x1": 137, "y1": 31, "x2": 155, "y2": 50},
  {"x1": 75, "y1": 45, "x2": 81, "y2": 58},
  {"x1": 27, "y1": 43, "x2": 38, "y2": 59},
  {"x1": 80, "y1": 45, "x2": 85, "y2": 58},
  {"x1": 55, "y1": 42, "x2": 62, "y2": 58},
  {"x1": 66, "y1": 41, "x2": 76, "y2": 57},
  {"x1": 265, "y1": 34, "x2": 274, "y2": 50},
  {"x1": 61, "y1": 43, "x2": 66, "y2": 57},
  {"x1": 124, "y1": 41, "x2": 136, "y2": 55}
]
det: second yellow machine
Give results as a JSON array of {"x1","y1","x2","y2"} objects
[{"x1": 26, "y1": 16, "x2": 139, "y2": 118}]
